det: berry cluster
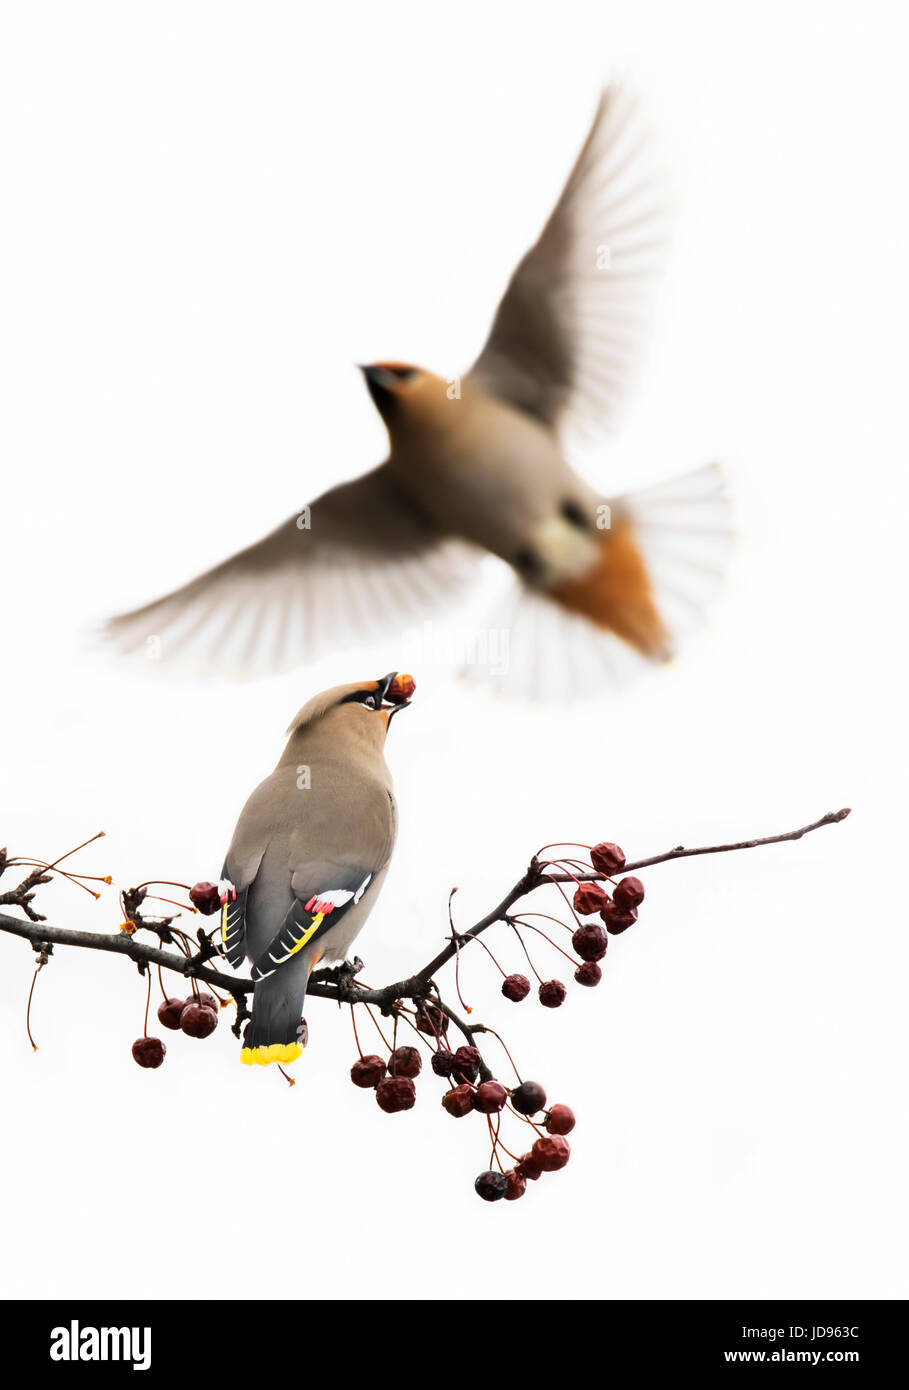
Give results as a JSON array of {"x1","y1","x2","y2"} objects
[
  {"x1": 346, "y1": 998, "x2": 576, "y2": 1202},
  {"x1": 131, "y1": 989, "x2": 221, "y2": 1069},
  {"x1": 486, "y1": 843, "x2": 646, "y2": 1009}
]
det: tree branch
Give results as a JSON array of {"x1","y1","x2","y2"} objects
[{"x1": 0, "y1": 809, "x2": 851, "y2": 1024}]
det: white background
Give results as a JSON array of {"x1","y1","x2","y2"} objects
[{"x1": 1, "y1": 0, "x2": 906, "y2": 1300}]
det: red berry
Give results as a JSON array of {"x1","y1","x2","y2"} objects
[
  {"x1": 504, "y1": 1169, "x2": 527, "y2": 1201},
  {"x1": 414, "y1": 1002, "x2": 446, "y2": 1037},
  {"x1": 375, "y1": 1076, "x2": 416, "y2": 1113},
  {"x1": 502, "y1": 973, "x2": 531, "y2": 1003},
  {"x1": 157, "y1": 997, "x2": 186, "y2": 1031},
  {"x1": 350, "y1": 1054, "x2": 386, "y2": 1088},
  {"x1": 538, "y1": 979, "x2": 566, "y2": 1008},
  {"x1": 613, "y1": 875, "x2": 645, "y2": 909},
  {"x1": 387, "y1": 673, "x2": 416, "y2": 703},
  {"x1": 389, "y1": 1045, "x2": 422, "y2": 1079},
  {"x1": 472, "y1": 1081, "x2": 508, "y2": 1114},
  {"x1": 441, "y1": 1084, "x2": 474, "y2": 1118},
  {"x1": 532, "y1": 1134, "x2": 571, "y2": 1172},
  {"x1": 474, "y1": 1170, "x2": 508, "y2": 1202},
  {"x1": 431, "y1": 1049, "x2": 456, "y2": 1077},
  {"x1": 590, "y1": 842, "x2": 626, "y2": 875},
  {"x1": 546, "y1": 1104, "x2": 576, "y2": 1136},
  {"x1": 575, "y1": 960, "x2": 602, "y2": 987},
  {"x1": 189, "y1": 881, "x2": 221, "y2": 915},
  {"x1": 605, "y1": 906, "x2": 638, "y2": 935},
  {"x1": 573, "y1": 882, "x2": 608, "y2": 916},
  {"x1": 180, "y1": 1001, "x2": 218, "y2": 1039},
  {"x1": 452, "y1": 1045, "x2": 481, "y2": 1083},
  {"x1": 571, "y1": 922, "x2": 608, "y2": 962},
  {"x1": 194, "y1": 992, "x2": 219, "y2": 1015},
  {"x1": 511, "y1": 1080, "x2": 547, "y2": 1115},
  {"x1": 516, "y1": 1152, "x2": 543, "y2": 1181},
  {"x1": 131, "y1": 1036, "x2": 166, "y2": 1068}
]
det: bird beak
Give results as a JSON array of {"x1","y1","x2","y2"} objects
[{"x1": 377, "y1": 671, "x2": 414, "y2": 722}]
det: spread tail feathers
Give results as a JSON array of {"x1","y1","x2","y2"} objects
[
  {"x1": 241, "y1": 971, "x2": 309, "y2": 1067},
  {"x1": 461, "y1": 462, "x2": 732, "y2": 699}
]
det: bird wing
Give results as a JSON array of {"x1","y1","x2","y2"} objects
[
  {"x1": 468, "y1": 82, "x2": 670, "y2": 446},
  {"x1": 248, "y1": 861, "x2": 377, "y2": 982},
  {"x1": 104, "y1": 464, "x2": 476, "y2": 676}
]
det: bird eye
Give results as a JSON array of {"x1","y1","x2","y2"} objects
[
  {"x1": 363, "y1": 692, "x2": 380, "y2": 710},
  {"x1": 561, "y1": 499, "x2": 589, "y2": 529}
]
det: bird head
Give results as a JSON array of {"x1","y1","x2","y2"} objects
[
  {"x1": 359, "y1": 361, "x2": 459, "y2": 433},
  {"x1": 285, "y1": 672, "x2": 415, "y2": 750}
]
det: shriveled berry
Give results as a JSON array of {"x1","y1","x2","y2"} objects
[
  {"x1": 180, "y1": 1002, "x2": 218, "y2": 1039},
  {"x1": 189, "y1": 881, "x2": 221, "y2": 915},
  {"x1": 532, "y1": 1134, "x2": 571, "y2": 1171},
  {"x1": 572, "y1": 922, "x2": 608, "y2": 962},
  {"x1": 157, "y1": 997, "x2": 186, "y2": 1031},
  {"x1": 389, "y1": 1045, "x2": 422, "y2": 1078},
  {"x1": 502, "y1": 973, "x2": 531, "y2": 1003},
  {"x1": 474, "y1": 1170, "x2": 508, "y2": 1202},
  {"x1": 613, "y1": 875, "x2": 645, "y2": 909},
  {"x1": 387, "y1": 673, "x2": 416, "y2": 703},
  {"x1": 441, "y1": 1084, "x2": 474, "y2": 1118},
  {"x1": 573, "y1": 882, "x2": 608, "y2": 916},
  {"x1": 575, "y1": 960, "x2": 602, "y2": 987},
  {"x1": 452, "y1": 1045, "x2": 481, "y2": 1083},
  {"x1": 511, "y1": 1080, "x2": 547, "y2": 1115},
  {"x1": 194, "y1": 992, "x2": 219, "y2": 1015},
  {"x1": 431, "y1": 1049, "x2": 456, "y2": 1078},
  {"x1": 606, "y1": 906, "x2": 638, "y2": 935},
  {"x1": 375, "y1": 1076, "x2": 416, "y2": 1113},
  {"x1": 132, "y1": 1036, "x2": 166, "y2": 1068},
  {"x1": 504, "y1": 1169, "x2": 527, "y2": 1201},
  {"x1": 414, "y1": 1001, "x2": 446, "y2": 1037},
  {"x1": 546, "y1": 1104, "x2": 576, "y2": 1136},
  {"x1": 538, "y1": 979, "x2": 567, "y2": 1008},
  {"x1": 516, "y1": 1152, "x2": 543, "y2": 1181},
  {"x1": 350, "y1": 1054, "x2": 386, "y2": 1088},
  {"x1": 590, "y1": 842, "x2": 626, "y2": 875},
  {"x1": 472, "y1": 1081, "x2": 508, "y2": 1114}
]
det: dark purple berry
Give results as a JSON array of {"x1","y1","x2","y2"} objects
[
  {"x1": 350, "y1": 1054, "x2": 386, "y2": 1088},
  {"x1": 375, "y1": 1076, "x2": 416, "y2": 1113},
  {"x1": 502, "y1": 973, "x2": 531, "y2": 1003},
  {"x1": 538, "y1": 979, "x2": 567, "y2": 1008},
  {"x1": 474, "y1": 1170, "x2": 508, "y2": 1202},
  {"x1": 571, "y1": 922, "x2": 608, "y2": 961},
  {"x1": 189, "y1": 881, "x2": 221, "y2": 915},
  {"x1": 132, "y1": 1036, "x2": 166, "y2": 1068},
  {"x1": 511, "y1": 1080, "x2": 547, "y2": 1115},
  {"x1": 431, "y1": 1049, "x2": 456, "y2": 1078}
]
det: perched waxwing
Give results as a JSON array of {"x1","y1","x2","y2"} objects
[
  {"x1": 107, "y1": 83, "x2": 731, "y2": 698},
  {"x1": 220, "y1": 672, "x2": 413, "y2": 1066}
]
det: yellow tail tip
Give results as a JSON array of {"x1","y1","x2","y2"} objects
[{"x1": 241, "y1": 1042, "x2": 302, "y2": 1067}]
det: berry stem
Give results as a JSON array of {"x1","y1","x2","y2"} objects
[{"x1": 26, "y1": 968, "x2": 40, "y2": 1051}]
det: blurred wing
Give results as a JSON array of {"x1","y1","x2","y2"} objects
[
  {"x1": 105, "y1": 465, "x2": 476, "y2": 676},
  {"x1": 468, "y1": 82, "x2": 671, "y2": 445},
  {"x1": 460, "y1": 463, "x2": 732, "y2": 700}
]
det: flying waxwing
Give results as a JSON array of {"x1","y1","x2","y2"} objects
[
  {"x1": 220, "y1": 672, "x2": 412, "y2": 1066},
  {"x1": 107, "y1": 82, "x2": 731, "y2": 698}
]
